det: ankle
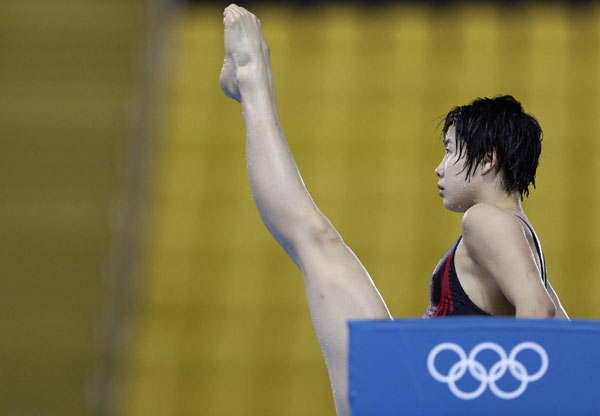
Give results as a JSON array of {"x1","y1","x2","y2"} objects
[{"x1": 236, "y1": 64, "x2": 269, "y2": 94}]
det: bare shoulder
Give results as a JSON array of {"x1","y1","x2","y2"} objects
[
  {"x1": 462, "y1": 203, "x2": 519, "y2": 232},
  {"x1": 461, "y1": 203, "x2": 524, "y2": 253}
]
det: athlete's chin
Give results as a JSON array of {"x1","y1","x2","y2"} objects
[{"x1": 442, "y1": 198, "x2": 468, "y2": 213}]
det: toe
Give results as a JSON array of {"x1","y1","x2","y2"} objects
[
  {"x1": 223, "y1": 11, "x2": 235, "y2": 27},
  {"x1": 223, "y1": 4, "x2": 243, "y2": 26},
  {"x1": 224, "y1": 4, "x2": 235, "y2": 16}
]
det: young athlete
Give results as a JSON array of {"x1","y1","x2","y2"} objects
[
  {"x1": 426, "y1": 99, "x2": 568, "y2": 319},
  {"x1": 219, "y1": 4, "x2": 568, "y2": 415}
]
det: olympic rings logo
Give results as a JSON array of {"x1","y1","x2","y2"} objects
[{"x1": 427, "y1": 342, "x2": 548, "y2": 400}]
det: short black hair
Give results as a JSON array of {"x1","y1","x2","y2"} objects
[{"x1": 442, "y1": 95, "x2": 543, "y2": 199}]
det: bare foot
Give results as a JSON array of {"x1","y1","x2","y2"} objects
[{"x1": 219, "y1": 4, "x2": 271, "y2": 102}]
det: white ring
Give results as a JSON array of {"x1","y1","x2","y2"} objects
[
  {"x1": 509, "y1": 341, "x2": 548, "y2": 382},
  {"x1": 427, "y1": 342, "x2": 467, "y2": 383}
]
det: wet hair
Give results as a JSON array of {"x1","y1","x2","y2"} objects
[{"x1": 442, "y1": 95, "x2": 543, "y2": 199}]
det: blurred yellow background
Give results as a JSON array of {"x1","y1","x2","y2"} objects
[
  {"x1": 2, "y1": 1, "x2": 599, "y2": 416},
  {"x1": 119, "y1": 3, "x2": 600, "y2": 415}
]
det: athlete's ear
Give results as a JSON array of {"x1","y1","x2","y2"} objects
[{"x1": 480, "y1": 150, "x2": 498, "y2": 175}]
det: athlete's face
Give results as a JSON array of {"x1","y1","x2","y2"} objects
[{"x1": 434, "y1": 125, "x2": 477, "y2": 212}]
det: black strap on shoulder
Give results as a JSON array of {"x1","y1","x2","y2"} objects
[{"x1": 515, "y1": 216, "x2": 548, "y2": 288}]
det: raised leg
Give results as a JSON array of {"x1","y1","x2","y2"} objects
[{"x1": 219, "y1": 6, "x2": 392, "y2": 415}]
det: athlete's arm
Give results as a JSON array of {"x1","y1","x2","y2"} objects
[
  {"x1": 219, "y1": 5, "x2": 391, "y2": 415},
  {"x1": 546, "y1": 280, "x2": 569, "y2": 319},
  {"x1": 461, "y1": 204, "x2": 556, "y2": 318}
]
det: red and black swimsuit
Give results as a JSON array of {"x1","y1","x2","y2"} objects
[{"x1": 423, "y1": 218, "x2": 547, "y2": 318}]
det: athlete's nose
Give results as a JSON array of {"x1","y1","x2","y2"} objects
[{"x1": 435, "y1": 162, "x2": 443, "y2": 178}]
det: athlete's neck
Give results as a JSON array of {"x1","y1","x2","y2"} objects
[{"x1": 473, "y1": 189, "x2": 526, "y2": 219}]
